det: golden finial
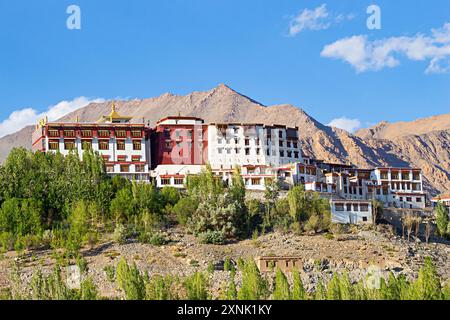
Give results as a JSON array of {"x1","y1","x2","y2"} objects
[{"x1": 112, "y1": 102, "x2": 116, "y2": 113}]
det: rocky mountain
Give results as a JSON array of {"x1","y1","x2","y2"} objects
[
  {"x1": 356, "y1": 114, "x2": 450, "y2": 140},
  {"x1": 0, "y1": 84, "x2": 448, "y2": 195}
]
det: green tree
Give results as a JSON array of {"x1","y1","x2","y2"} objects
[
  {"x1": 183, "y1": 272, "x2": 209, "y2": 300},
  {"x1": 173, "y1": 197, "x2": 197, "y2": 226},
  {"x1": 237, "y1": 259, "x2": 269, "y2": 300},
  {"x1": 435, "y1": 202, "x2": 449, "y2": 237},
  {"x1": 116, "y1": 258, "x2": 146, "y2": 300},
  {"x1": 80, "y1": 278, "x2": 98, "y2": 300},
  {"x1": 326, "y1": 273, "x2": 341, "y2": 300},
  {"x1": 110, "y1": 188, "x2": 135, "y2": 222},
  {"x1": 410, "y1": 257, "x2": 442, "y2": 300},
  {"x1": 292, "y1": 270, "x2": 307, "y2": 300},
  {"x1": 339, "y1": 272, "x2": 354, "y2": 300},
  {"x1": 272, "y1": 268, "x2": 291, "y2": 300}
]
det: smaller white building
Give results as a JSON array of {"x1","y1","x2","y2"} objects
[{"x1": 330, "y1": 199, "x2": 373, "y2": 225}]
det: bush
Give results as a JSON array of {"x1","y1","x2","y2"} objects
[
  {"x1": 198, "y1": 230, "x2": 226, "y2": 245},
  {"x1": 304, "y1": 215, "x2": 320, "y2": 233},
  {"x1": 139, "y1": 231, "x2": 168, "y2": 246},
  {"x1": 0, "y1": 232, "x2": 15, "y2": 252},
  {"x1": 183, "y1": 272, "x2": 209, "y2": 300},
  {"x1": 172, "y1": 197, "x2": 197, "y2": 226},
  {"x1": 113, "y1": 224, "x2": 128, "y2": 244},
  {"x1": 76, "y1": 255, "x2": 89, "y2": 274},
  {"x1": 104, "y1": 265, "x2": 116, "y2": 282}
]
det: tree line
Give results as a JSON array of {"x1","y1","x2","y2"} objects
[
  {"x1": 2, "y1": 257, "x2": 449, "y2": 300},
  {"x1": 0, "y1": 148, "x2": 332, "y2": 254}
]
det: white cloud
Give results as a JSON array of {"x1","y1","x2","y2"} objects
[
  {"x1": 289, "y1": 4, "x2": 354, "y2": 36},
  {"x1": 0, "y1": 97, "x2": 105, "y2": 138},
  {"x1": 321, "y1": 22, "x2": 450, "y2": 74},
  {"x1": 328, "y1": 117, "x2": 362, "y2": 133}
]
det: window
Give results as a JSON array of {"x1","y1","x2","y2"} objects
[
  {"x1": 413, "y1": 173, "x2": 420, "y2": 181},
  {"x1": 256, "y1": 148, "x2": 260, "y2": 155},
  {"x1": 116, "y1": 130, "x2": 126, "y2": 138},
  {"x1": 360, "y1": 204, "x2": 369, "y2": 212},
  {"x1": 251, "y1": 178, "x2": 261, "y2": 185},
  {"x1": 245, "y1": 148, "x2": 250, "y2": 156},
  {"x1": 234, "y1": 127, "x2": 239, "y2": 134},
  {"x1": 161, "y1": 178, "x2": 171, "y2": 186},
  {"x1": 48, "y1": 130, "x2": 59, "y2": 137},
  {"x1": 81, "y1": 130, "x2": 92, "y2": 138},
  {"x1": 135, "y1": 165, "x2": 145, "y2": 173},
  {"x1": 49, "y1": 141, "x2": 59, "y2": 150},
  {"x1": 235, "y1": 148, "x2": 240, "y2": 154},
  {"x1": 346, "y1": 203, "x2": 352, "y2": 211},
  {"x1": 293, "y1": 142, "x2": 298, "y2": 148},
  {"x1": 335, "y1": 204, "x2": 344, "y2": 211},
  {"x1": 279, "y1": 140, "x2": 284, "y2": 147},
  {"x1": 416, "y1": 197, "x2": 422, "y2": 202},
  {"x1": 174, "y1": 178, "x2": 184, "y2": 185},
  {"x1": 287, "y1": 151, "x2": 292, "y2": 158},
  {"x1": 287, "y1": 141, "x2": 292, "y2": 148},
  {"x1": 64, "y1": 141, "x2": 75, "y2": 150},
  {"x1": 380, "y1": 172, "x2": 388, "y2": 179},
  {"x1": 117, "y1": 155, "x2": 127, "y2": 162},
  {"x1": 64, "y1": 130, "x2": 75, "y2": 137},
  {"x1": 120, "y1": 165, "x2": 130, "y2": 173},
  {"x1": 99, "y1": 130, "x2": 110, "y2": 138},
  {"x1": 99, "y1": 141, "x2": 109, "y2": 150},
  {"x1": 132, "y1": 156, "x2": 141, "y2": 162},
  {"x1": 82, "y1": 141, "x2": 92, "y2": 150},
  {"x1": 117, "y1": 141, "x2": 125, "y2": 150},
  {"x1": 362, "y1": 217, "x2": 368, "y2": 222},
  {"x1": 227, "y1": 149, "x2": 231, "y2": 154},
  {"x1": 131, "y1": 130, "x2": 142, "y2": 138},
  {"x1": 266, "y1": 149, "x2": 270, "y2": 156},
  {"x1": 218, "y1": 148, "x2": 222, "y2": 154},
  {"x1": 106, "y1": 165, "x2": 114, "y2": 173},
  {"x1": 402, "y1": 173, "x2": 410, "y2": 180},
  {"x1": 406, "y1": 197, "x2": 412, "y2": 202},
  {"x1": 133, "y1": 141, "x2": 142, "y2": 150},
  {"x1": 294, "y1": 151, "x2": 299, "y2": 158}
]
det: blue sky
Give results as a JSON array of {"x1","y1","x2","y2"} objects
[{"x1": 0, "y1": 0, "x2": 449, "y2": 137}]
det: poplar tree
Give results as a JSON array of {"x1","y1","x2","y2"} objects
[
  {"x1": 237, "y1": 259, "x2": 268, "y2": 300},
  {"x1": 326, "y1": 273, "x2": 341, "y2": 300},
  {"x1": 272, "y1": 268, "x2": 291, "y2": 300},
  {"x1": 292, "y1": 270, "x2": 307, "y2": 300},
  {"x1": 339, "y1": 272, "x2": 354, "y2": 300},
  {"x1": 435, "y1": 202, "x2": 449, "y2": 238}
]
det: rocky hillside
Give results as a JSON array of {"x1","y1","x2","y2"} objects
[{"x1": 0, "y1": 84, "x2": 448, "y2": 195}]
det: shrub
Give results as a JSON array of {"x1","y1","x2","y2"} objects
[
  {"x1": 138, "y1": 230, "x2": 167, "y2": 246},
  {"x1": 80, "y1": 278, "x2": 98, "y2": 300},
  {"x1": 104, "y1": 265, "x2": 116, "y2": 282},
  {"x1": 0, "y1": 232, "x2": 15, "y2": 252},
  {"x1": 197, "y1": 230, "x2": 226, "y2": 245},
  {"x1": 113, "y1": 224, "x2": 128, "y2": 244},
  {"x1": 304, "y1": 215, "x2": 320, "y2": 233},
  {"x1": 172, "y1": 197, "x2": 197, "y2": 226},
  {"x1": 183, "y1": 272, "x2": 209, "y2": 300}
]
